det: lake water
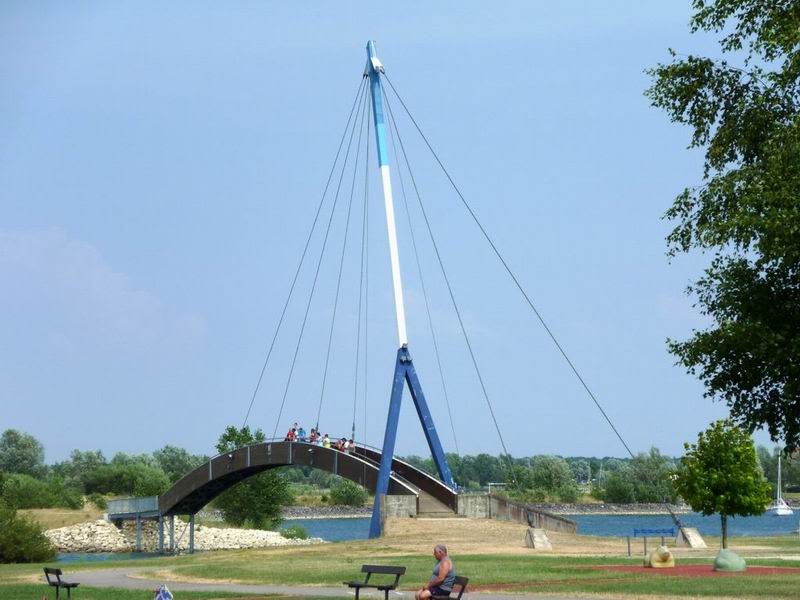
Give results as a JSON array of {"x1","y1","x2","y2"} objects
[
  {"x1": 57, "y1": 513, "x2": 799, "y2": 561},
  {"x1": 287, "y1": 513, "x2": 800, "y2": 540},
  {"x1": 283, "y1": 517, "x2": 371, "y2": 541},
  {"x1": 568, "y1": 512, "x2": 800, "y2": 538},
  {"x1": 58, "y1": 551, "x2": 161, "y2": 563}
]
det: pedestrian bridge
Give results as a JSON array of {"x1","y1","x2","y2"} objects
[
  {"x1": 106, "y1": 440, "x2": 458, "y2": 551},
  {"x1": 158, "y1": 440, "x2": 456, "y2": 516}
]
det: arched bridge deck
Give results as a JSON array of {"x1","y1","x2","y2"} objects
[{"x1": 158, "y1": 440, "x2": 456, "y2": 516}]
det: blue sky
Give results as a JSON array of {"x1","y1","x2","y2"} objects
[{"x1": 1, "y1": 2, "x2": 771, "y2": 463}]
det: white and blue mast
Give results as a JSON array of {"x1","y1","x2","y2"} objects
[{"x1": 365, "y1": 40, "x2": 455, "y2": 538}]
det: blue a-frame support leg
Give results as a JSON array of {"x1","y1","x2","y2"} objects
[{"x1": 369, "y1": 346, "x2": 455, "y2": 538}]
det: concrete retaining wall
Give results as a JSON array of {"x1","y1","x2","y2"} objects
[
  {"x1": 457, "y1": 493, "x2": 490, "y2": 518},
  {"x1": 382, "y1": 495, "x2": 418, "y2": 518},
  {"x1": 455, "y1": 493, "x2": 578, "y2": 533},
  {"x1": 489, "y1": 495, "x2": 577, "y2": 533}
]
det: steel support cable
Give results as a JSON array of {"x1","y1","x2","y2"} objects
[
  {"x1": 385, "y1": 98, "x2": 460, "y2": 455},
  {"x1": 381, "y1": 83, "x2": 519, "y2": 489},
  {"x1": 382, "y1": 73, "x2": 635, "y2": 459},
  {"x1": 271, "y1": 81, "x2": 370, "y2": 439},
  {"x1": 353, "y1": 104, "x2": 370, "y2": 442},
  {"x1": 315, "y1": 87, "x2": 370, "y2": 430},
  {"x1": 242, "y1": 76, "x2": 367, "y2": 428}
]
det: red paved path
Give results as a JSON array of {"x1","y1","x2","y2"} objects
[{"x1": 597, "y1": 564, "x2": 800, "y2": 577}]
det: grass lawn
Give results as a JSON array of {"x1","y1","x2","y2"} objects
[
  {"x1": 4, "y1": 550, "x2": 800, "y2": 599},
  {"x1": 5, "y1": 521, "x2": 800, "y2": 600}
]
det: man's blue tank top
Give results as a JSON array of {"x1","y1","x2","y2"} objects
[{"x1": 433, "y1": 557, "x2": 455, "y2": 591}]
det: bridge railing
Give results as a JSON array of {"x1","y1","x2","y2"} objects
[
  {"x1": 107, "y1": 495, "x2": 159, "y2": 517},
  {"x1": 204, "y1": 437, "x2": 383, "y2": 462}
]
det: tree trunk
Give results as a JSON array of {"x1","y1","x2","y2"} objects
[{"x1": 721, "y1": 513, "x2": 728, "y2": 549}]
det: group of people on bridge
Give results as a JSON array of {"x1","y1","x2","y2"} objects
[{"x1": 284, "y1": 423, "x2": 355, "y2": 453}]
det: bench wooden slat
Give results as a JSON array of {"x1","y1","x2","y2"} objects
[
  {"x1": 431, "y1": 575, "x2": 469, "y2": 600},
  {"x1": 344, "y1": 564, "x2": 406, "y2": 600},
  {"x1": 361, "y1": 564, "x2": 406, "y2": 575}
]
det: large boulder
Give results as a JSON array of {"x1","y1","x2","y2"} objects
[
  {"x1": 644, "y1": 545, "x2": 674, "y2": 568},
  {"x1": 713, "y1": 548, "x2": 746, "y2": 572}
]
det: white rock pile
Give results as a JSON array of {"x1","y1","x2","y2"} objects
[
  {"x1": 46, "y1": 520, "x2": 131, "y2": 552},
  {"x1": 46, "y1": 519, "x2": 323, "y2": 552}
]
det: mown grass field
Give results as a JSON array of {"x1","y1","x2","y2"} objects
[
  {"x1": 4, "y1": 546, "x2": 800, "y2": 599},
  {"x1": 5, "y1": 514, "x2": 800, "y2": 599}
]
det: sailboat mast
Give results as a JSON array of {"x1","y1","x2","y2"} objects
[
  {"x1": 365, "y1": 40, "x2": 408, "y2": 347},
  {"x1": 777, "y1": 451, "x2": 782, "y2": 500}
]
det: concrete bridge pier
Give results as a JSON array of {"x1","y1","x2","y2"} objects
[{"x1": 135, "y1": 514, "x2": 142, "y2": 552}]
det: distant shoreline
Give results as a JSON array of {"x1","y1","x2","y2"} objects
[
  {"x1": 529, "y1": 503, "x2": 692, "y2": 516},
  {"x1": 281, "y1": 506, "x2": 371, "y2": 520},
  {"x1": 276, "y1": 503, "x2": 697, "y2": 520}
]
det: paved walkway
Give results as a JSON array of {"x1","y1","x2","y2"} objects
[{"x1": 73, "y1": 566, "x2": 614, "y2": 600}]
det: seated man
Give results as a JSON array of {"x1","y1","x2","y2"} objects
[{"x1": 415, "y1": 544, "x2": 454, "y2": 600}]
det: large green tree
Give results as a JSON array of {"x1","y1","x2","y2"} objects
[
  {"x1": 153, "y1": 445, "x2": 208, "y2": 483},
  {"x1": 600, "y1": 448, "x2": 678, "y2": 504},
  {"x1": 0, "y1": 430, "x2": 45, "y2": 477},
  {"x1": 675, "y1": 420, "x2": 771, "y2": 548},
  {"x1": 213, "y1": 426, "x2": 292, "y2": 529},
  {"x1": 647, "y1": 1, "x2": 800, "y2": 449}
]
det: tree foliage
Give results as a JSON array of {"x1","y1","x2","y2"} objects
[
  {"x1": 0, "y1": 500, "x2": 56, "y2": 563},
  {"x1": 328, "y1": 478, "x2": 368, "y2": 506},
  {"x1": 675, "y1": 419, "x2": 771, "y2": 548},
  {"x1": 153, "y1": 445, "x2": 208, "y2": 483},
  {"x1": 84, "y1": 463, "x2": 170, "y2": 497},
  {"x1": 52, "y1": 449, "x2": 107, "y2": 491},
  {"x1": 508, "y1": 456, "x2": 580, "y2": 502},
  {"x1": 600, "y1": 448, "x2": 678, "y2": 504},
  {"x1": 213, "y1": 425, "x2": 292, "y2": 529},
  {"x1": 1, "y1": 473, "x2": 82, "y2": 510},
  {"x1": 647, "y1": 0, "x2": 800, "y2": 450},
  {"x1": 757, "y1": 445, "x2": 800, "y2": 493},
  {"x1": 0, "y1": 429, "x2": 45, "y2": 477}
]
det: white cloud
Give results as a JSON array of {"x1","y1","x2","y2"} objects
[{"x1": 0, "y1": 228, "x2": 206, "y2": 349}]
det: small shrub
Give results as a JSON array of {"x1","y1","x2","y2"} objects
[
  {"x1": 280, "y1": 525, "x2": 308, "y2": 539},
  {"x1": 87, "y1": 492, "x2": 107, "y2": 510},
  {"x1": 320, "y1": 494, "x2": 328, "y2": 503},
  {"x1": 328, "y1": 479, "x2": 368, "y2": 506},
  {"x1": 0, "y1": 501, "x2": 56, "y2": 563}
]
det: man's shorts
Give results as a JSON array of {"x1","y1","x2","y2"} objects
[{"x1": 428, "y1": 586, "x2": 452, "y2": 597}]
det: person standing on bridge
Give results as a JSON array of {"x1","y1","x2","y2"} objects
[
  {"x1": 415, "y1": 544, "x2": 455, "y2": 600},
  {"x1": 322, "y1": 433, "x2": 331, "y2": 448}
]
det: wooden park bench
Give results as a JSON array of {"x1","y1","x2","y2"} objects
[
  {"x1": 44, "y1": 567, "x2": 80, "y2": 599},
  {"x1": 344, "y1": 564, "x2": 406, "y2": 600},
  {"x1": 431, "y1": 575, "x2": 469, "y2": 600}
]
